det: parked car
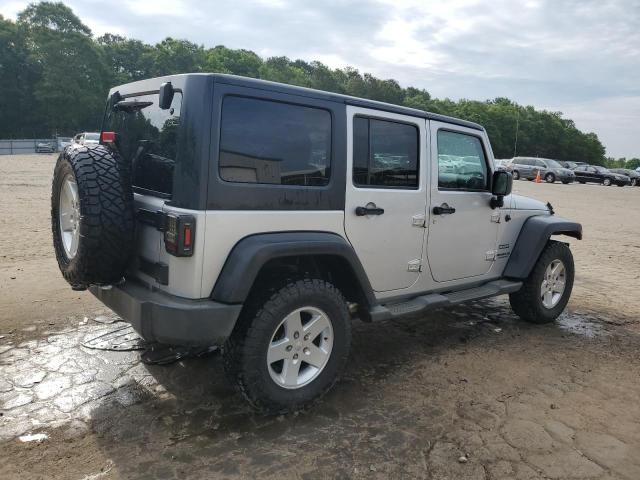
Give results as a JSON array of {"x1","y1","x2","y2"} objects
[
  {"x1": 506, "y1": 157, "x2": 575, "y2": 183},
  {"x1": 609, "y1": 169, "x2": 640, "y2": 187},
  {"x1": 71, "y1": 132, "x2": 100, "y2": 147},
  {"x1": 494, "y1": 159, "x2": 509, "y2": 171},
  {"x1": 51, "y1": 73, "x2": 582, "y2": 414},
  {"x1": 573, "y1": 165, "x2": 631, "y2": 186},
  {"x1": 36, "y1": 142, "x2": 55, "y2": 153},
  {"x1": 558, "y1": 161, "x2": 579, "y2": 170},
  {"x1": 57, "y1": 137, "x2": 73, "y2": 151}
]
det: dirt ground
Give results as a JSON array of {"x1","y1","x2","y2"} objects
[{"x1": 1, "y1": 154, "x2": 639, "y2": 479}]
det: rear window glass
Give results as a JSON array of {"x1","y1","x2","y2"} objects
[
  {"x1": 219, "y1": 96, "x2": 331, "y2": 186},
  {"x1": 103, "y1": 92, "x2": 182, "y2": 197}
]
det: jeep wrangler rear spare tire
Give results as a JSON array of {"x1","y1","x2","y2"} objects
[
  {"x1": 509, "y1": 240, "x2": 574, "y2": 324},
  {"x1": 223, "y1": 279, "x2": 351, "y2": 414},
  {"x1": 51, "y1": 145, "x2": 135, "y2": 289}
]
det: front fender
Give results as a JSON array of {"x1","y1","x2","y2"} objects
[{"x1": 503, "y1": 215, "x2": 582, "y2": 279}]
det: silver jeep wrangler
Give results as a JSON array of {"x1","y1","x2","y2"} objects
[{"x1": 51, "y1": 74, "x2": 582, "y2": 413}]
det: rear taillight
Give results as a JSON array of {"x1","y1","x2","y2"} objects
[
  {"x1": 101, "y1": 131, "x2": 117, "y2": 144},
  {"x1": 164, "y1": 214, "x2": 195, "y2": 257}
]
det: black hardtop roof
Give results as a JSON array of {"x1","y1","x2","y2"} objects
[{"x1": 110, "y1": 73, "x2": 484, "y2": 132}]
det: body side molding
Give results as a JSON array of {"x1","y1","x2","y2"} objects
[{"x1": 503, "y1": 215, "x2": 582, "y2": 279}]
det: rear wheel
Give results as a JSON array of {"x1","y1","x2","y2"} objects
[
  {"x1": 631, "y1": 178, "x2": 637, "y2": 187},
  {"x1": 512, "y1": 170, "x2": 520, "y2": 180},
  {"x1": 603, "y1": 178, "x2": 612, "y2": 186},
  {"x1": 509, "y1": 241, "x2": 574, "y2": 324},
  {"x1": 223, "y1": 279, "x2": 351, "y2": 414}
]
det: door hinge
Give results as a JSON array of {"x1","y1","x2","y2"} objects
[
  {"x1": 137, "y1": 208, "x2": 167, "y2": 231},
  {"x1": 407, "y1": 259, "x2": 422, "y2": 272},
  {"x1": 411, "y1": 214, "x2": 426, "y2": 227},
  {"x1": 490, "y1": 212, "x2": 501, "y2": 223},
  {"x1": 485, "y1": 250, "x2": 497, "y2": 261}
]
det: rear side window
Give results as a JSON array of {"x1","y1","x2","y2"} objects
[
  {"x1": 219, "y1": 96, "x2": 331, "y2": 186},
  {"x1": 353, "y1": 117, "x2": 419, "y2": 188},
  {"x1": 437, "y1": 130, "x2": 488, "y2": 190},
  {"x1": 104, "y1": 92, "x2": 182, "y2": 197}
]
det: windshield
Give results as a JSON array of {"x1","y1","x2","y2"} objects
[
  {"x1": 546, "y1": 159, "x2": 562, "y2": 168},
  {"x1": 85, "y1": 133, "x2": 99, "y2": 141}
]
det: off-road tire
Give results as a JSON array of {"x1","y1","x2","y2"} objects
[
  {"x1": 509, "y1": 240, "x2": 574, "y2": 324},
  {"x1": 223, "y1": 279, "x2": 351, "y2": 414},
  {"x1": 512, "y1": 170, "x2": 520, "y2": 180},
  {"x1": 51, "y1": 145, "x2": 134, "y2": 289},
  {"x1": 545, "y1": 173, "x2": 555, "y2": 183}
]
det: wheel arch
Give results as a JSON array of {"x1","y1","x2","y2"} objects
[
  {"x1": 210, "y1": 232, "x2": 377, "y2": 313},
  {"x1": 503, "y1": 214, "x2": 582, "y2": 279}
]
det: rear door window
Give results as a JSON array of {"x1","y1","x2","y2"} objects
[
  {"x1": 104, "y1": 92, "x2": 182, "y2": 197},
  {"x1": 353, "y1": 117, "x2": 419, "y2": 188},
  {"x1": 219, "y1": 96, "x2": 331, "y2": 186}
]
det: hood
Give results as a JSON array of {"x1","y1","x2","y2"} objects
[{"x1": 511, "y1": 194, "x2": 549, "y2": 211}]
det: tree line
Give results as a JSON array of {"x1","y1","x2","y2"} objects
[{"x1": 1, "y1": 2, "x2": 636, "y2": 168}]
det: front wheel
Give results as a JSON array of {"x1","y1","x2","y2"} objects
[
  {"x1": 509, "y1": 241, "x2": 574, "y2": 324},
  {"x1": 545, "y1": 173, "x2": 555, "y2": 183},
  {"x1": 631, "y1": 178, "x2": 637, "y2": 187},
  {"x1": 512, "y1": 170, "x2": 520, "y2": 180},
  {"x1": 223, "y1": 279, "x2": 351, "y2": 414}
]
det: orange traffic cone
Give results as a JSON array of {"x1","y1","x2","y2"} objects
[{"x1": 535, "y1": 170, "x2": 541, "y2": 183}]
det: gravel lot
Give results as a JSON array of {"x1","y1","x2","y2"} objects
[{"x1": 1, "y1": 154, "x2": 639, "y2": 479}]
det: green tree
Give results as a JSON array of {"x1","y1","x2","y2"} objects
[
  {"x1": 17, "y1": 2, "x2": 109, "y2": 135},
  {"x1": 0, "y1": 1, "x2": 625, "y2": 164},
  {"x1": 0, "y1": 15, "x2": 39, "y2": 137}
]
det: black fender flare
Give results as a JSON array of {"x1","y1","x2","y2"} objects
[
  {"x1": 210, "y1": 232, "x2": 377, "y2": 308},
  {"x1": 503, "y1": 215, "x2": 582, "y2": 279}
]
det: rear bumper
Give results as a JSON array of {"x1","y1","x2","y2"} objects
[{"x1": 89, "y1": 281, "x2": 242, "y2": 346}]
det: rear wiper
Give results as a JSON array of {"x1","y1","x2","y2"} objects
[{"x1": 113, "y1": 100, "x2": 153, "y2": 112}]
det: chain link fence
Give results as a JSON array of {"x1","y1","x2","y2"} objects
[{"x1": 0, "y1": 138, "x2": 60, "y2": 155}]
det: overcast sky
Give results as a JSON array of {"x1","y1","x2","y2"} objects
[{"x1": 2, "y1": 0, "x2": 639, "y2": 157}]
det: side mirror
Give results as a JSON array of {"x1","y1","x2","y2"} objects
[
  {"x1": 490, "y1": 170, "x2": 512, "y2": 209},
  {"x1": 158, "y1": 82, "x2": 174, "y2": 110},
  {"x1": 492, "y1": 170, "x2": 512, "y2": 196}
]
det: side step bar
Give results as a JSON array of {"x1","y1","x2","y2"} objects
[{"x1": 369, "y1": 279, "x2": 522, "y2": 321}]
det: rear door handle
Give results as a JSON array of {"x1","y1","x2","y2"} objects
[
  {"x1": 432, "y1": 203, "x2": 456, "y2": 215},
  {"x1": 355, "y1": 204, "x2": 385, "y2": 216}
]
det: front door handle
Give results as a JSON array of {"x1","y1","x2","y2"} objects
[
  {"x1": 355, "y1": 204, "x2": 385, "y2": 216},
  {"x1": 433, "y1": 203, "x2": 456, "y2": 215}
]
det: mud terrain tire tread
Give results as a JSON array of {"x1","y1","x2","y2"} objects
[
  {"x1": 51, "y1": 145, "x2": 135, "y2": 288},
  {"x1": 509, "y1": 240, "x2": 574, "y2": 324},
  {"x1": 223, "y1": 278, "x2": 351, "y2": 415}
]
